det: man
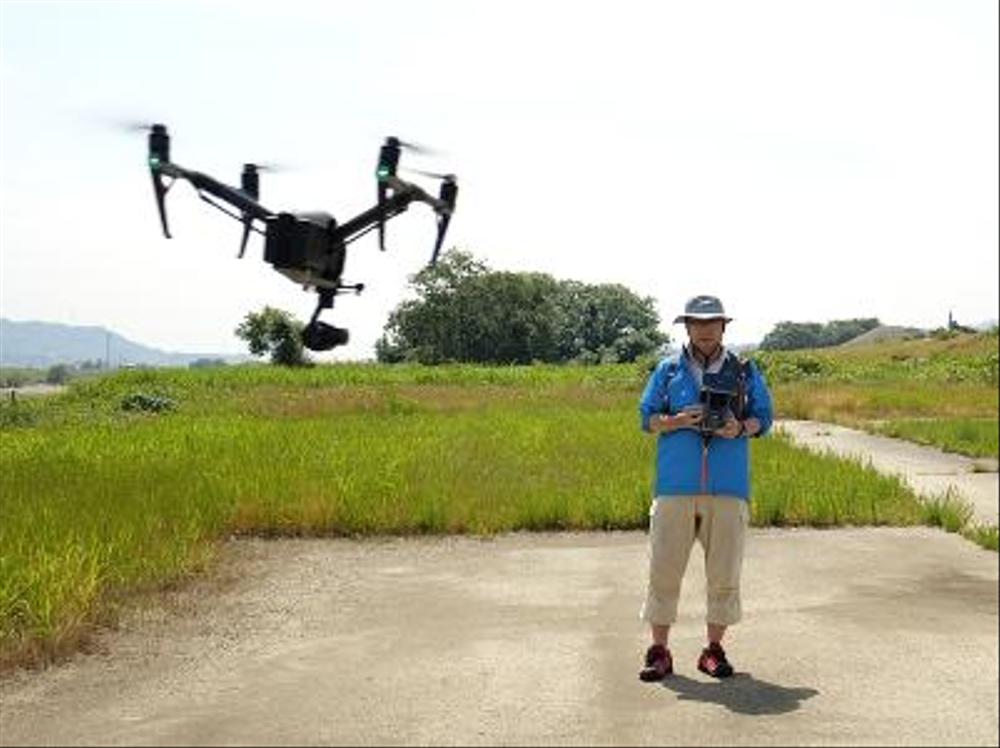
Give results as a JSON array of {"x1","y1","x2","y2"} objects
[{"x1": 637, "y1": 295, "x2": 773, "y2": 681}]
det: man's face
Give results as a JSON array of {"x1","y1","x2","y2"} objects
[{"x1": 685, "y1": 318, "x2": 725, "y2": 356}]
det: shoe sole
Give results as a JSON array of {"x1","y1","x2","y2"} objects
[
  {"x1": 697, "y1": 663, "x2": 734, "y2": 679},
  {"x1": 639, "y1": 671, "x2": 673, "y2": 682}
]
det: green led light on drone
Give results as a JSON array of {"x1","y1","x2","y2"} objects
[
  {"x1": 149, "y1": 156, "x2": 161, "y2": 168},
  {"x1": 376, "y1": 165, "x2": 391, "y2": 180}
]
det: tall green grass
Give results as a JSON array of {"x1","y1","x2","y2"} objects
[
  {"x1": 871, "y1": 418, "x2": 999, "y2": 459},
  {"x1": 760, "y1": 332, "x2": 999, "y2": 458}
]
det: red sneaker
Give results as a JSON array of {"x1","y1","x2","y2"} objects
[
  {"x1": 639, "y1": 644, "x2": 673, "y2": 681},
  {"x1": 697, "y1": 642, "x2": 734, "y2": 678}
]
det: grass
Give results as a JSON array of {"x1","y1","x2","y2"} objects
[
  {"x1": 1, "y1": 347, "x2": 997, "y2": 670},
  {"x1": 869, "y1": 418, "x2": 999, "y2": 460},
  {"x1": 759, "y1": 331, "x2": 999, "y2": 459}
]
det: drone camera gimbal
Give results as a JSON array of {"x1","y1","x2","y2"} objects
[{"x1": 145, "y1": 124, "x2": 458, "y2": 351}]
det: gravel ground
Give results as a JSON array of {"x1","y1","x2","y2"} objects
[{"x1": 1, "y1": 528, "x2": 996, "y2": 746}]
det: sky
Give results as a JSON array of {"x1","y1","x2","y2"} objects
[{"x1": 1, "y1": 0, "x2": 997, "y2": 361}]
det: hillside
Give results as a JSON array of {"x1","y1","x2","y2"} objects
[
  {"x1": 839, "y1": 325, "x2": 927, "y2": 347},
  {"x1": 0, "y1": 318, "x2": 248, "y2": 368}
]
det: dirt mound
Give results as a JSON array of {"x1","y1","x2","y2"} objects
[{"x1": 839, "y1": 325, "x2": 927, "y2": 347}]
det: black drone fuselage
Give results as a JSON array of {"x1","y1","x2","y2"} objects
[{"x1": 264, "y1": 211, "x2": 345, "y2": 290}]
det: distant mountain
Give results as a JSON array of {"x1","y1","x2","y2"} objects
[{"x1": 0, "y1": 318, "x2": 250, "y2": 368}]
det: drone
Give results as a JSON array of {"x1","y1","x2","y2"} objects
[{"x1": 143, "y1": 124, "x2": 458, "y2": 350}]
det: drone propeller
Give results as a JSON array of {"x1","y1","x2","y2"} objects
[
  {"x1": 244, "y1": 162, "x2": 291, "y2": 173},
  {"x1": 403, "y1": 167, "x2": 457, "y2": 181},
  {"x1": 375, "y1": 136, "x2": 446, "y2": 251},
  {"x1": 104, "y1": 117, "x2": 166, "y2": 133},
  {"x1": 394, "y1": 137, "x2": 440, "y2": 156}
]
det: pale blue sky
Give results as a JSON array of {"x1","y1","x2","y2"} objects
[{"x1": 1, "y1": 0, "x2": 997, "y2": 359}]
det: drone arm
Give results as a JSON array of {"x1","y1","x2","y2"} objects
[
  {"x1": 158, "y1": 163, "x2": 273, "y2": 223},
  {"x1": 332, "y1": 179, "x2": 442, "y2": 245},
  {"x1": 383, "y1": 175, "x2": 447, "y2": 212}
]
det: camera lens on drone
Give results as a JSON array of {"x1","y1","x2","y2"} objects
[{"x1": 302, "y1": 322, "x2": 349, "y2": 351}]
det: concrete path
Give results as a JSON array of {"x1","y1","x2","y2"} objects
[
  {"x1": 777, "y1": 419, "x2": 999, "y2": 527},
  {"x1": 0, "y1": 383, "x2": 67, "y2": 400},
  {"x1": 1, "y1": 529, "x2": 996, "y2": 747}
]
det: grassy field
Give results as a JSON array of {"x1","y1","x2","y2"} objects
[
  {"x1": 1, "y1": 336, "x2": 996, "y2": 670},
  {"x1": 756, "y1": 331, "x2": 999, "y2": 459},
  {"x1": 869, "y1": 418, "x2": 998, "y2": 459}
]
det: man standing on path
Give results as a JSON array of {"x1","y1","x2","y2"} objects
[{"x1": 637, "y1": 295, "x2": 773, "y2": 681}]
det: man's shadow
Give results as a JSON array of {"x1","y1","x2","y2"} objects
[{"x1": 660, "y1": 673, "x2": 818, "y2": 715}]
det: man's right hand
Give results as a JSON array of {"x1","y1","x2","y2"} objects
[
  {"x1": 673, "y1": 409, "x2": 703, "y2": 430},
  {"x1": 655, "y1": 409, "x2": 702, "y2": 432}
]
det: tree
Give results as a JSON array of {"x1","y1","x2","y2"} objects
[
  {"x1": 45, "y1": 364, "x2": 71, "y2": 385},
  {"x1": 189, "y1": 357, "x2": 227, "y2": 369},
  {"x1": 553, "y1": 281, "x2": 667, "y2": 363},
  {"x1": 759, "y1": 318, "x2": 881, "y2": 350},
  {"x1": 376, "y1": 249, "x2": 669, "y2": 364},
  {"x1": 234, "y1": 306, "x2": 311, "y2": 366}
]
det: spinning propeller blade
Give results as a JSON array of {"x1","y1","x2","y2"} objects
[
  {"x1": 405, "y1": 168, "x2": 456, "y2": 181},
  {"x1": 395, "y1": 138, "x2": 440, "y2": 156}
]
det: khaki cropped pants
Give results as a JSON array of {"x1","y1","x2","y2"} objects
[{"x1": 640, "y1": 495, "x2": 749, "y2": 627}]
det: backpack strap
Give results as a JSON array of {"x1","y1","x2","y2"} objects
[
  {"x1": 658, "y1": 356, "x2": 681, "y2": 413},
  {"x1": 735, "y1": 354, "x2": 751, "y2": 420}
]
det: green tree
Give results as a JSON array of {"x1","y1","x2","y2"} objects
[
  {"x1": 234, "y1": 306, "x2": 310, "y2": 366},
  {"x1": 554, "y1": 281, "x2": 667, "y2": 363},
  {"x1": 376, "y1": 249, "x2": 668, "y2": 364},
  {"x1": 189, "y1": 358, "x2": 227, "y2": 369},
  {"x1": 45, "y1": 364, "x2": 71, "y2": 385},
  {"x1": 760, "y1": 318, "x2": 881, "y2": 350}
]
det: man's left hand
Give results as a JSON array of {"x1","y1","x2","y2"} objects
[{"x1": 714, "y1": 417, "x2": 743, "y2": 439}]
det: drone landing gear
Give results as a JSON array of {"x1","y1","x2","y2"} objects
[{"x1": 301, "y1": 284, "x2": 363, "y2": 352}]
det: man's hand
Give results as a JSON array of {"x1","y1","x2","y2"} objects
[
  {"x1": 651, "y1": 409, "x2": 702, "y2": 433},
  {"x1": 714, "y1": 417, "x2": 743, "y2": 439},
  {"x1": 672, "y1": 408, "x2": 703, "y2": 431}
]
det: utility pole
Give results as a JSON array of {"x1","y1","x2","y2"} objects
[{"x1": 105, "y1": 331, "x2": 111, "y2": 370}]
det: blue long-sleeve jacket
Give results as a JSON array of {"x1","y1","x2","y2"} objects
[{"x1": 639, "y1": 352, "x2": 773, "y2": 500}]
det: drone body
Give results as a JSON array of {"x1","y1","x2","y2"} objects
[
  {"x1": 144, "y1": 124, "x2": 457, "y2": 350},
  {"x1": 264, "y1": 211, "x2": 345, "y2": 290}
]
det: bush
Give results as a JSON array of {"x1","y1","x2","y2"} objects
[
  {"x1": 120, "y1": 392, "x2": 176, "y2": 413},
  {"x1": 45, "y1": 364, "x2": 71, "y2": 385}
]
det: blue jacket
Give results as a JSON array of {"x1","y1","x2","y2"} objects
[{"x1": 639, "y1": 351, "x2": 773, "y2": 500}]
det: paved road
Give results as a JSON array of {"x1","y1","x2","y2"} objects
[
  {"x1": 1, "y1": 528, "x2": 996, "y2": 747},
  {"x1": 777, "y1": 419, "x2": 999, "y2": 527}
]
